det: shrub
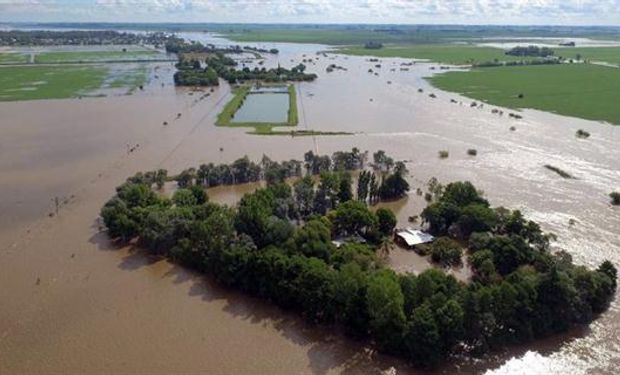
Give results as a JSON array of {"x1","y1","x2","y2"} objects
[
  {"x1": 467, "y1": 149, "x2": 477, "y2": 156},
  {"x1": 430, "y1": 237, "x2": 463, "y2": 266},
  {"x1": 576, "y1": 129, "x2": 591, "y2": 139},
  {"x1": 611, "y1": 192, "x2": 620, "y2": 206},
  {"x1": 438, "y1": 150, "x2": 449, "y2": 159}
]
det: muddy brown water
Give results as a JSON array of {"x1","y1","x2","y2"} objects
[{"x1": 1, "y1": 34, "x2": 619, "y2": 374}]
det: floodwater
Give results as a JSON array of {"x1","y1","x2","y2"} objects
[
  {"x1": 0, "y1": 31, "x2": 619, "y2": 374},
  {"x1": 232, "y1": 92, "x2": 289, "y2": 123}
]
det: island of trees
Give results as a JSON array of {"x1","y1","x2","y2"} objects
[
  {"x1": 505, "y1": 45, "x2": 555, "y2": 57},
  {"x1": 100, "y1": 149, "x2": 616, "y2": 368},
  {"x1": 174, "y1": 53, "x2": 317, "y2": 86}
]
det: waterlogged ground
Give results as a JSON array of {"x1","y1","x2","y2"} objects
[{"x1": 0, "y1": 32, "x2": 619, "y2": 374}]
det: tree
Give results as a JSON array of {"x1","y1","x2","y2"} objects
[
  {"x1": 403, "y1": 303, "x2": 441, "y2": 367},
  {"x1": 334, "y1": 263, "x2": 370, "y2": 337},
  {"x1": 366, "y1": 270, "x2": 406, "y2": 353},
  {"x1": 189, "y1": 185, "x2": 209, "y2": 205},
  {"x1": 235, "y1": 188, "x2": 275, "y2": 248},
  {"x1": 173, "y1": 188, "x2": 198, "y2": 207},
  {"x1": 293, "y1": 219, "x2": 335, "y2": 261},
  {"x1": 430, "y1": 237, "x2": 463, "y2": 267},
  {"x1": 330, "y1": 200, "x2": 377, "y2": 237},
  {"x1": 337, "y1": 172, "x2": 353, "y2": 203},
  {"x1": 376, "y1": 208, "x2": 397, "y2": 237},
  {"x1": 294, "y1": 176, "x2": 315, "y2": 219},
  {"x1": 357, "y1": 170, "x2": 372, "y2": 202},
  {"x1": 176, "y1": 168, "x2": 196, "y2": 188},
  {"x1": 100, "y1": 197, "x2": 138, "y2": 241}
]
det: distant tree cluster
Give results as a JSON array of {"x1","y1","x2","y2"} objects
[
  {"x1": 243, "y1": 46, "x2": 279, "y2": 54},
  {"x1": 173, "y1": 53, "x2": 317, "y2": 86},
  {"x1": 207, "y1": 54, "x2": 317, "y2": 84},
  {"x1": 364, "y1": 41, "x2": 384, "y2": 49},
  {"x1": 505, "y1": 45, "x2": 555, "y2": 57},
  {"x1": 173, "y1": 58, "x2": 220, "y2": 86},
  {"x1": 0, "y1": 30, "x2": 171, "y2": 47},
  {"x1": 101, "y1": 157, "x2": 616, "y2": 368}
]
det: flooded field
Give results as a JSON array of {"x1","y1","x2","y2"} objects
[
  {"x1": 232, "y1": 90, "x2": 289, "y2": 124},
  {"x1": 1, "y1": 32, "x2": 619, "y2": 374}
]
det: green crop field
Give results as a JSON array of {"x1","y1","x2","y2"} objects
[
  {"x1": 553, "y1": 47, "x2": 620, "y2": 65},
  {"x1": 34, "y1": 50, "x2": 163, "y2": 64},
  {"x1": 0, "y1": 52, "x2": 29, "y2": 64},
  {"x1": 0, "y1": 65, "x2": 109, "y2": 101},
  {"x1": 429, "y1": 63, "x2": 620, "y2": 125},
  {"x1": 336, "y1": 44, "x2": 537, "y2": 65}
]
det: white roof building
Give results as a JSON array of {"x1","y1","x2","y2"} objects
[{"x1": 395, "y1": 228, "x2": 435, "y2": 247}]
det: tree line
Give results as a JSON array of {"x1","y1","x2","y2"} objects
[
  {"x1": 0, "y1": 30, "x2": 171, "y2": 47},
  {"x1": 100, "y1": 152, "x2": 616, "y2": 368},
  {"x1": 172, "y1": 149, "x2": 410, "y2": 210}
]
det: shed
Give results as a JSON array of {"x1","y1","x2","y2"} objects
[{"x1": 395, "y1": 228, "x2": 435, "y2": 248}]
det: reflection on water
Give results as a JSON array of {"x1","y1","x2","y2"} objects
[{"x1": 0, "y1": 30, "x2": 619, "y2": 375}]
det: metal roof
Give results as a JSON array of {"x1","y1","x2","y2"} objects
[{"x1": 396, "y1": 228, "x2": 435, "y2": 246}]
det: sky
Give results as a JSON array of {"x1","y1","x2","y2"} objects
[{"x1": 0, "y1": 0, "x2": 619, "y2": 26}]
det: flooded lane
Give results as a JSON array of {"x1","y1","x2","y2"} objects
[{"x1": 1, "y1": 34, "x2": 619, "y2": 374}]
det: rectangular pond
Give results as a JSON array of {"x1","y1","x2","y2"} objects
[{"x1": 232, "y1": 90, "x2": 289, "y2": 124}]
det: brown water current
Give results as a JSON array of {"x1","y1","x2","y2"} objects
[{"x1": 1, "y1": 36, "x2": 619, "y2": 374}]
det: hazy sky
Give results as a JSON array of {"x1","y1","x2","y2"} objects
[{"x1": 1, "y1": 0, "x2": 619, "y2": 25}]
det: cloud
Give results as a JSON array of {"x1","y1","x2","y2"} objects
[{"x1": 1, "y1": 0, "x2": 619, "y2": 25}]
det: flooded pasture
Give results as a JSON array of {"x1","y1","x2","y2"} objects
[
  {"x1": 0, "y1": 32, "x2": 619, "y2": 374},
  {"x1": 232, "y1": 89, "x2": 289, "y2": 124}
]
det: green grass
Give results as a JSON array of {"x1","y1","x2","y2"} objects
[
  {"x1": 554, "y1": 47, "x2": 620, "y2": 65},
  {"x1": 217, "y1": 84, "x2": 298, "y2": 127},
  {"x1": 0, "y1": 65, "x2": 109, "y2": 101},
  {"x1": 34, "y1": 50, "x2": 162, "y2": 64},
  {"x1": 0, "y1": 53, "x2": 29, "y2": 64},
  {"x1": 429, "y1": 64, "x2": 620, "y2": 125},
  {"x1": 288, "y1": 84, "x2": 298, "y2": 125},
  {"x1": 336, "y1": 44, "x2": 537, "y2": 65},
  {"x1": 216, "y1": 85, "x2": 251, "y2": 126}
]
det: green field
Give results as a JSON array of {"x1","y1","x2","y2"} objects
[
  {"x1": 429, "y1": 64, "x2": 620, "y2": 125},
  {"x1": 554, "y1": 47, "x2": 620, "y2": 65},
  {"x1": 337, "y1": 44, "x2": 536, "y2": 65},
  {"x1": 0, "y1": 65, "x2": 109, "y2": 101},
  {"x1": 34, "y1": 50, "x2": 163, "y2": 64},
  {"x1": 0, "y1": 52, "x2": 29, "y2": 64}
]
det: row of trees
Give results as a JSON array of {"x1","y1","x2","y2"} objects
[
  {"x1": 171, "y1": 149, "x2": 410, "y2": 210},
  {"x1": 101, "y1": 168, "x2": 617, "y2": 368},
  {"x1": 0, "y1": 30, "x2": 171, "y2": 46}
]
